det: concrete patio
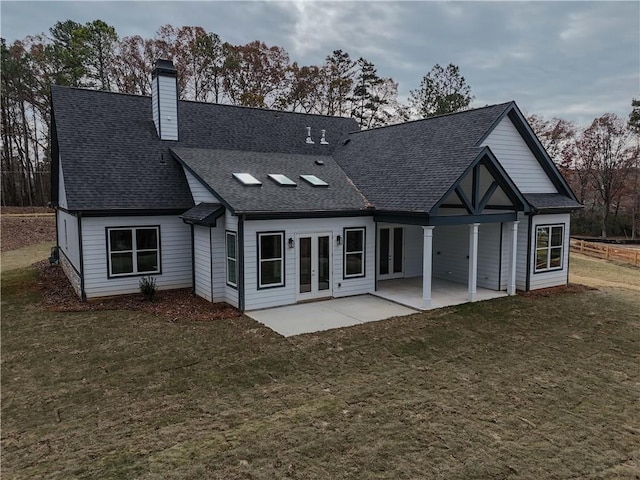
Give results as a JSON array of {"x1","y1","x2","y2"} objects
[
  {"x1": 246, "y1": 295, "x2": 418, "y2": 337},
  {"x1": 375, "y1": 277, "x2": 508, "y2": 310}
]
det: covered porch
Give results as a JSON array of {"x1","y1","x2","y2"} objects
[{"x1": 375, "y1": 277, "x2": 508, "y2": 310}]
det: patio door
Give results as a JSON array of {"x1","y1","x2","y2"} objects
[
  {"x1": 297, "y1": 233, "x2": 332, "y2": 300},
  {"x1": 378, "y1": 226, "x2": 404, "y2": 280}
]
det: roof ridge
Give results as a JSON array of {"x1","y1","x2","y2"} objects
[
  {"x1": 51, "y1": 85, "x2": 358, "y2": 123},
  {"x1": 348, "y1": 101, "x2": 515, "y2": 135}
]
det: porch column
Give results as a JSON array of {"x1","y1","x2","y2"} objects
[
  {"x1": 422, "y1": 226, "x2": 434, "y2": 308},
  {"x1": 507, "y1": 221, "x2": 519, "y2": 295},
  {"x1": 468, "y1": 223, "x2": 479, "y2": 302}
]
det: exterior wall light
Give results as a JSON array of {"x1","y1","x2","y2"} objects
[
  {"x1": 336, "y1": 235, "x2": 342, "y2": 245},
  {"x1": 288, "y1": 237, "x2": 295, "y2": 249}
]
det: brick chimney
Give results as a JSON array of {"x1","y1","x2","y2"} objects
[{"x1": 152, "y1": 59, "x2": 178, "y2": 141}]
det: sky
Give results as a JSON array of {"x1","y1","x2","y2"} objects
[{"x1": 2, "y1": 1, "x2": 638, "y2": 126}]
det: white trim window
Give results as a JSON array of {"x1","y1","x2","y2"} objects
[
  {"x1": 258, "y1": 232, "x2": 284, "y2": 288},
  {"x1": 107, "y1": 226, "x2": 160, "y2": 277},
  {"x1": 535, "y1": 224, "x2": 564, "y2": 273},
  {"x1": 226, "y1": 231, "x2": 238, "y2": 287},
  {"x1": 344, "y1": 227, "x2": 365, "y2": 278}
]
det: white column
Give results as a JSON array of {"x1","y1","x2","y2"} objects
[
  {"x1": 468, "y1": 223, "x2": 479, "y2": 302},
  {"x1": 507, "y1": 221, "x2": 519, "y2": 295},
  {"x1": 422, "y1": 226, "x2": 434, "y2": 308}
]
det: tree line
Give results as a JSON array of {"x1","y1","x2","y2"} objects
[
  {"x1": 2, "y1": 19, "x2": 637, "y2": 240},
  {"x1": 528, "y1": 101, "x2": 639, "y2": 238},
  {"x1": 1, "y1": 19, "x2": 475, "y2": 207}
]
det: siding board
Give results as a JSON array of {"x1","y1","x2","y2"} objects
[
  {"x1": 82, "y1": 215, "x2": 191, "y2": 298},
  {"x1": 482, "y1": 117, "x2": 557, "y2": 193}
]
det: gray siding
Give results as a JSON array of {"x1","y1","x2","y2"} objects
[
  {"x1": 403, "y1": 225, "x2": 424, "y2": 278},
  {"x1": 193, "y1": 225, "x2": 212, "y2": 301},
  {"x1": 515, "y1": 212, "x2": 529, "y2": 290},
  {"x1": 81, "y1": 215, "x2": 191, "y2": 298},
  {"x1": 242, "y1": 216, "x2": 375, "y2": 310},
  {"x1": 184, "y1": 168, "x2": 221, "y2": 204},
  {"x1": 433, "y1": 225, "x2": 469, "y2": 284},
  {"x1": 482, "y1": 117, "x2": 557, "y2": 194},
  {"x1": 528, "y1": 213, "x2": 571, "y2": 290},
  {"x1": 210, "y1": 225, "x2": 228, "y2": 303},
  {"x1": 152, "y1": 75, "x2": 178, "y2": 141},
  {"x1": 224, "y1": 212, "x2": 239, "y2": 307},
  {"x1": 476, "y1": 223, "x2": 501, "y2": 290},
  {"x1": 57, "y1": 209, "x2": 80, "y2": 270}
]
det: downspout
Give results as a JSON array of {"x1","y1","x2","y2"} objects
[
  {"x1": 78, "y1": 213, "x2": 86, "y2": 301},
  {"x1": 498, "y1": 222, "x2": 503, "y2": 290},
  {"x1": 525, "y1": 214, "x2": 533, "y2": 291},
  {"x1": 238, "y1": 215, "x2": 245, "y2": 311},
  {"x1": 190, "y1": 224, "x2": 195, "y2": 294},
  {"x1": 210, "y1": 227, "x2": 214, "y2": 300}
]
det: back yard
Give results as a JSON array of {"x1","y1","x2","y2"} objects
[{"x1": 1, "y1": 217, "x2": 639, "y2": 478}]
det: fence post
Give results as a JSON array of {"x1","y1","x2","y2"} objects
[{"x1": 605, "y1": 245, "x2": 610, "y2": 260}]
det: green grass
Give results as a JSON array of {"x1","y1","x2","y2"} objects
[{"x1": 2, "y1": 258, "x2": 639, "y2": 479}]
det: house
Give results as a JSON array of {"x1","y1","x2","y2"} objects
[{"x1": 50, "y1": 59, "x2": 581, "y2": 312}]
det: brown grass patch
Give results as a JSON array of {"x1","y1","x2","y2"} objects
[
  {"x1": 1, "y1": 215, "x2": 56, "y2": 251},
  {"x1": 3, "y1": 260, "x2": 639, "y2": 479}
]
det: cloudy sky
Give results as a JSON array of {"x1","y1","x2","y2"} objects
[{"x1": 2, "y1": 1, "x2": 638, "y2": 125}]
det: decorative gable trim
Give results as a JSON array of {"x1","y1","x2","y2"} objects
[{"x1": 431, "y1": 147, "x2": 530, "y2": 216}]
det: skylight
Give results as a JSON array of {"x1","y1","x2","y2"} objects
[
  {"x1": 268, "y1": 174, "x2": 297, "y2": 187},
  {"x1": 300, "y1": 175, "x2": 329, "y2": 187},
  {"x1": 233, "y1": 173, "x2": 261, "y2": 186}
]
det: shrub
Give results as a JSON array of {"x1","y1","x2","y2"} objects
[{"x1": 139, "y1": 276, "x2": 157, "y2": 301}]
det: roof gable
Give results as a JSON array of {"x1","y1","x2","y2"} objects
[
  {"x1": 171, "y1": 147, "x2": 369, "y2": 214},
  {"x1": 333, "y1": 103, "x2": 513, "y2": 213},
  {"x1": 477, "y1": 103, "x2": 579, "y2": 201},
  {"x1": 51, "y1": 86, "x2": 358, "y2": 211}
]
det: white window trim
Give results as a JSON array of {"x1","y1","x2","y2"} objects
[
  {"x1": 226, "y1": 231, "x2": 238, "y2": 288},
  {"x1": 344, "y1": 227, "x2": 366, "y2": 278},
  {"x1": 258, "y1": 231, "x2": 285, "y2": 289},
  {"x1": 107, "y1": 226, "x2": 161, "y2": 277},
  {"x1": 534, "y1": 224, "x2": 564, "y2": 273}
]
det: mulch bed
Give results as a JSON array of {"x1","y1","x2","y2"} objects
[
  {"x1": 35, "y1": 260, "x2": 241, "y2": 321},
  {"x1": 518, "y1": 283, "x2": 596, "y2": 298}
]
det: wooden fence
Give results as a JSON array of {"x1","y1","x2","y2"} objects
[{"x1": 570, "y1": 239, "x2": 640, "y2": 267}]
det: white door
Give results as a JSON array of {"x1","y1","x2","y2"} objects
[
  {"x1": 297, "y1": 233, "x2": 332, "y2": 300},
  {"x1": 378, "y1": 226, "x2": 404, "y2": 280}
]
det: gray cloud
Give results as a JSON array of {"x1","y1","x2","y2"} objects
[{"x1": 2, "y1": 0, "x2": 638, "y2": 125}]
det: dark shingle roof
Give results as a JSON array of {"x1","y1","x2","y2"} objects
[
  {"x1": 171, "y1": 148, "x2": 369, "y2": 214},
  {"x1": 179, "y1": 203, "x2": 225, "y2": 225},
  {"x1": 523, "y1": 193, "x2": 582, "y2": 211},
  {"x1": 333, "y1": 103, "x2": 513, "y2": 213},
  {"x1": 52, "y1": 86, "x2": 358, "y2": 211}
]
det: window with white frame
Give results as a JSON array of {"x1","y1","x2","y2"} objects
[
  {"x1": 226, "y1": 231, "x2": 237, "y2": 287},
  {"x1": 344, "y1": 227, "x2": 365, "y2": 278},
  {"x1": 107, "y1": 226, "x2": 160, "y2": 277},
  {"x1": 535, "y1": 224, "x2": 564, "y2": 273},
  {"x1": 258, "y1": 232, "x2": 284, "y2": 288}
]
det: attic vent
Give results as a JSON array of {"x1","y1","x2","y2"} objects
[
  {"x1": 320, "y1": 129, "x2": 329, "y2": 145},
  {"x1": 268, "y1": 174, "x2": 296, "y2": 187},
  {"x1": 233, "y1": 173, "x2": 262, "y2": 186},
  {"x1": 315, "y1": 159, "x2": 325, "y2": 166},
  {"x1": 300, "y1": 175, "x2": 328, "y2": 188},
  {"x1": 342, "y1": 138, "x2": 351, "y2": 146}
]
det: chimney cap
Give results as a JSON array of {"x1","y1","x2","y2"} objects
[{"x1": 153, "y1": 58, "x2": 177, "y2": 77}]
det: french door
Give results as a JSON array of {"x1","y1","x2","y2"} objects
[
  {"x1": 378, "y1": 226, "x2": 404, "y2": 280},
  {"x1": 297, "y1": 233, "x2": 331, "y2": 300}
]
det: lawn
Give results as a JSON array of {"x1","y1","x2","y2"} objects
[{"x1": 2, "y1": 257, "x2": 639, "y2": 479}]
